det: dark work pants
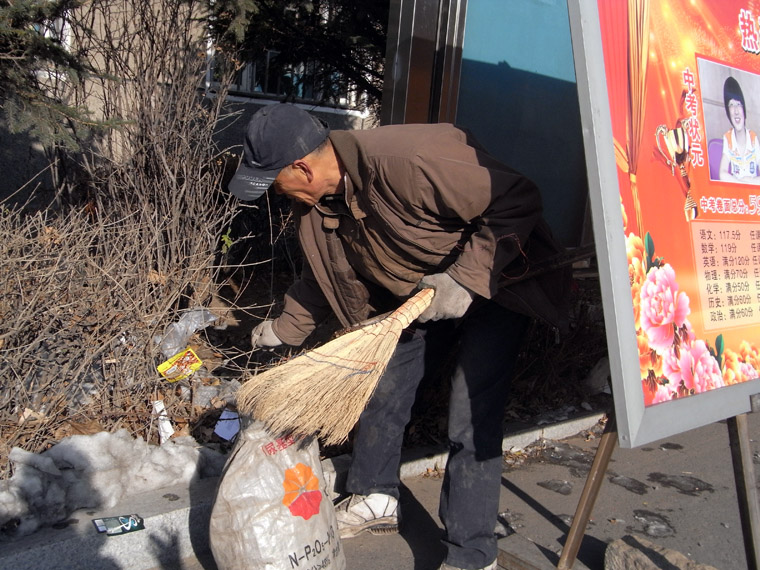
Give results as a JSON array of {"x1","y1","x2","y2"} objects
[{"x1": 345, "y1": 300, "x2": 529, "y2": 569}]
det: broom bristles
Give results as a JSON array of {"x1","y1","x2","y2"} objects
[{"x1": 237, "y1": 288, "x2": 435, "y2": 446}]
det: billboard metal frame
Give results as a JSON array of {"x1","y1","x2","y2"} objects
[{"x1": 567, "y1": 0, "x2": 760, "y2": 448}]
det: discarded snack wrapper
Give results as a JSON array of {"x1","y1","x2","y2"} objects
[
  {"x1": 157, "y1": 347, "x2": 202, "y2": 381},
  {"x1": 92, "y1": 514, "x2": 145, "y2": 536}
]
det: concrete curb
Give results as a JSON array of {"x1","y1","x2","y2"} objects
[
  {"x1": 0, "y1": 412, "x2": 605, "y2": 570},
  {"x1": 403, "y1": 412, "x2": 605, "y2": 480}
]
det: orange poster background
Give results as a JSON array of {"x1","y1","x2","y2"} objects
[{"x1": 597, "y1": 0, "x2": 760, "y2": 406}]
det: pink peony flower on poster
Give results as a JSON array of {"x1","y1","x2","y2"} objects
[
  {"x1": 639, "y1": 264, "x2": 690, "y2": 353},
  {"x1": 740, "y1": 362, "x2": 759, "y2": 382},
  {"x1": 663, "y1": 340, "x2": 723, "y2": 395},
  {"x1": 662, "y1": 346, "x2": 686, "y2": 386},
  {"x1": 651, "y1": 382, "x2": 674, "y2": 404},
  {"x1": 679, "y1": 320, "x2": 696, "y2": 345},
  {"x1": 681, "y1": 340, "x2": 725, "y2": 394}
]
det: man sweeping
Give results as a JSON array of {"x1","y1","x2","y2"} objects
[{"x1": 228, "y1": 103, "x2": 568, "y2": 570}]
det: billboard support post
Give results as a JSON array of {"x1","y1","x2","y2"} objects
[
  {"x1": 556, "y1": 408, "x2": 760, "y2": 570},
  {"x1": 556, "y1": 414, "x2": 618, "y2": 570},
  {"x1": 727, "y1": 410, "x2": 760, "y2": 570}
]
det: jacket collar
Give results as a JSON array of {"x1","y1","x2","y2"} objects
[
  {"x1": 329, "y1": 131, "x2": 365, "y2": 198},
  {"x1": 325, "y1": 131, "x2": 368, "y2": 220}
]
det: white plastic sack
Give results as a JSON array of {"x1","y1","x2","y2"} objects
[{"x1": 209, "y1": 420, "x2": 346, "y2": 570}]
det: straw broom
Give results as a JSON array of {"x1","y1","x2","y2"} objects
[{"x1": 237, "y1": 288, "x2": 435, "y2": 446}]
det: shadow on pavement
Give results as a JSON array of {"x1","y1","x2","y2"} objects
[
  {"x1": 501, "y1": 476, "x2": 607, "y2": 569},
  {"x1": 398, "y1": 482, "x2": 447, "y2": 569}
]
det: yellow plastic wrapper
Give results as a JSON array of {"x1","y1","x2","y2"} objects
[{"x1": 157, "y1": 347, "x2": 202, "y2": 381}]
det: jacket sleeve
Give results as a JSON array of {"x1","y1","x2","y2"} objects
[
  {"x1": 415, "y1": 144, "x2": 545, "y2": 300},
  {"x1": 271, "y1": 263, "x2": 333, "y2": 346}
]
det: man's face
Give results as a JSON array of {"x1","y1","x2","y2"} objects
[
  {"x1": 273, "y1": 167, "x2": 318, "y2": 205},
  {"x1": 273, "y1": 161, "x2": 331, "y2": 206}
]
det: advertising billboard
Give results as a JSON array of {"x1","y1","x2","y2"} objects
[{"x1": 569, "y1": 0, "x2": 760, "y2": 447}]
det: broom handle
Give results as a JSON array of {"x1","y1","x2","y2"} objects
[{"x1": 388, "y1": 288, "x2": 435, "y2": 329}]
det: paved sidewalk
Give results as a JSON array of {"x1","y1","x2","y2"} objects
[
  {"x1": 10, "y1": 408, "x2": 753, "y2": 570},
  {"x1": 0, "y1": 413, "x2": 603, "y2": 569},
  {"x1": 338, "y1": 411, "x2": 757, "y2": 570}
]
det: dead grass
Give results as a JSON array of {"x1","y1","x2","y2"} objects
[
  {"x1": 0, "y1": 185, "x2": 234, "y2": 477},
  {"x1": 0, "y1": 0, "x2": 252, "y2": 479}
]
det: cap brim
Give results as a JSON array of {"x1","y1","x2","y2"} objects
[{"x1": 227, "y1": 163, "x2": 280, "y2": 201}]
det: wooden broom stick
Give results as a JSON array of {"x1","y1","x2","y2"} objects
[{"x1": 237, "y1": 288, "x2": 435, "y2": 446}]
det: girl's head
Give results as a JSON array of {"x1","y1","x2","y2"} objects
[{"x1": 724, "y1": 76, "x2": 746, "y2": 127}]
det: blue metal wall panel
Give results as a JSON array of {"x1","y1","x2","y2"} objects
[{"x1": 456, "y1": 0, "x2": 587, "y2": 246}]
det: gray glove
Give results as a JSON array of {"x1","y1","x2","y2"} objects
[
  {"x1": 251, "y1": 320, "x2": 283, "y2": 349},
  {"x1": 417, "y1": 273, "x2": 474, "y2": 322}
]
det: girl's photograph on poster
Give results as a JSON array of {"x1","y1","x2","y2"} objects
[{"x1": 698, "y1": 58, "x2": 760, "y2": 185}]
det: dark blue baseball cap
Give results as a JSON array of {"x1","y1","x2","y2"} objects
[{"x1": 228, "y1": 104, "x2": 330, "y2": 201}]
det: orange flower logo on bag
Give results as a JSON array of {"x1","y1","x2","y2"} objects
[{"x1": 282, "y1": 462, "x2": 322, "y2": 520}]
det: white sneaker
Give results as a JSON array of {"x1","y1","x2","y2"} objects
[
  {"x1": 438, "y1": 560, "x2": 498, "y2": 570},
  {"x1": 334, "y1": 493, "x2": 400, "y2": 538}
]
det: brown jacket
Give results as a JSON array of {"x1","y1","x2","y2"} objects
[{"x1": 271, "y1": 123, "x2": 568, "y2": 346}]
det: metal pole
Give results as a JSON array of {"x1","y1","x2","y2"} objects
[
  {"x1": 727, "y1": 413, "x2": 760, "y2": 570},
  {"x1": 557, "y1": 414, "x2": 617, "y2": 570}
]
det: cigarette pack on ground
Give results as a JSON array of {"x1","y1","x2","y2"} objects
[
  {"x1": 92, "y1": 514, "x2": 145, "y2": 536},
  {"x1": 157, "y1": 347, "x2": 202, "y2": 381}
]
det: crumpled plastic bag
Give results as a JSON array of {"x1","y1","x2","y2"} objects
[
  {"x1": 155, "y1": 308, "x2": 218, "y2": 359},
  {"x1": 209, "y1": 420, "x2": 346, "y2": 570}
]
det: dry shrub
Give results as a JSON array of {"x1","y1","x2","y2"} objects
[{"x1": 0, "y1": 0, "x2": 249, "y2": 479}]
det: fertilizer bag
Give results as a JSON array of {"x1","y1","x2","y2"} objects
[{"x1": 209, "y1": 420, "x2": 346, "y2": 570}]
